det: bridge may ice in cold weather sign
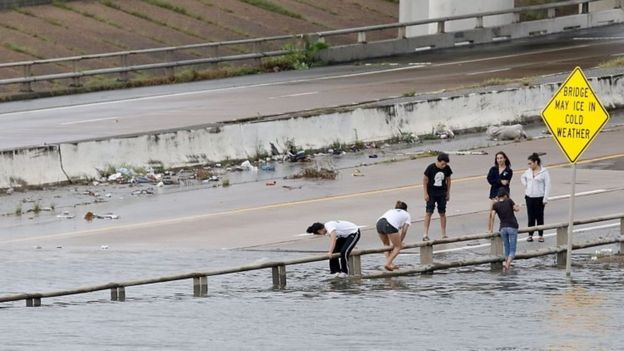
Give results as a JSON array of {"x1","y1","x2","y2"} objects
[{"x1": 541, "y1": 66, "x2": 610, "y2": 163}]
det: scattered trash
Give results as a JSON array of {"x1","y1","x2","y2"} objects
[
  {"x1": 433, "y1": 124, "x2": 455, "y2": 139},
  {"x1": 34, "y1": 246, "x2": 42, "y2": 250},
  {"x1": 447, "y1": 151, "x2": 489, "y2": 156},
  {"x1": 288, "y1": 150, "x2": 308, "y2": 162},
  {"x1": 352, "y1": 169, "x2": 364, "y2": 177},
  {"x1": 105, "y1": 193, "x2": 112, "y2": 198},
  {"x1": 6, "y1": 187, "x2": 14, "y2": 195},
  {"x1": 131, "y1": 188, "x2": 154, "y2": 196},
  {"x1": 84, "y1": 212, "x2": 119, "y2": 220},
  {"x1": 368, "y1": 154, "x2": 378, "y2": 158},
  {"x1": 282, "y1": 185, "x2": 303, "y2": 190},
  {"x1": 97, "y1": 213, "x2": 119, "y2": 220},
  {"x1": 486, "y1": 124, "x2": 528, "y2": 140},
  {"x1": 132, "y1": 176, "x2": 152, "y2": 184},
  {"x1": 57, "y1": 211, "x2": 75, "y2": 219},
  {"x1": 270, "y1": 142, "x2": 280, "y2": 156},
  {"x1": 108, "y1": 173, "x2": 123, "y2": 182},
  {"x1": 240, "y1": 160, "x2": 258, "y2": 171},
  {"x1": 100, "y1": 245, "x2": 109, "y2": 250},
  {"x1": 92, "y1": 181, "x2": 100, "y2": 186},
  {"x1": 156, "y1": 181, "x2": 164, "y2": 187},
  {"x1": 293, "y1": 167, "x2": 337, "y2": 180},
  {"x1": 56, "y1": 245, "x2": 63, "y2": 249},
  {"x1": 260, "y1": 164, "x2": 275, "y2": 172}
]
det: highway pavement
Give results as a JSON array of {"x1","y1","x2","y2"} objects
[
  {"x1": 0, "y1": 126, "x2": 621, "y2": 254},
  {"x1": 0, "y1": 24, "x2": 623, "y2": 149}
]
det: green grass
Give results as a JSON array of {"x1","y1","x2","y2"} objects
[
  {"x1": 598, "y1": 57, "x2": 624, "y2": 68},
  {"x1": 3, "y1": 43, "x2": 43, "y2": 59},
  {"x1": 239, "y1": 0, "x2": 303, "y2": 19}
]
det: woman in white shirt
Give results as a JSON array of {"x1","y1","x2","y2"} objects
[
  {"x1": 520, "y1": 153, "x2": 551, "y2": 242},
  {"x1": 307, "y1": 220, "x2": 361, "y2": 277},
  {"x1": 376, "y1": 201, "x2": 411, "y2": 271}
]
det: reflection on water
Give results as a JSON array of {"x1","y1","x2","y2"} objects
[{"x1": 0, "y1": 248, "x2": 623, "y2": 350}]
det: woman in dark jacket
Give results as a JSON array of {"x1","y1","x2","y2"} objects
[{"x1": 487, "y1": 151, "x2": 513, "y2": 201}]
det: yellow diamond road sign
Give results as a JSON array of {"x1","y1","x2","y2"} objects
[{"x1": 541, "y1": 67, "x2": 609, "y2": 163}]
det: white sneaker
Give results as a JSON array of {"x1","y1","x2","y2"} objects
[
  {"x1": 333, "y1": 273, "x2": 341, "y2": 278},
  {"x1": 338, "y1": 272, "x2": 348, "y2": 278}
]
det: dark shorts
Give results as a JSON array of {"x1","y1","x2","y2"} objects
[
  {"x1": 426, "y1": 194, "x2": 447, "y2": 214},
  {"x1": 376, "y1": 218, "x2": 398, "y2": 235}
]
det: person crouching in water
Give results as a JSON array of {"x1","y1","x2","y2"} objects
[
  {"x1": 488, "y1": 188, "x2": 520, "y2": 272},
  {"x1": 376, "y1": 201, "x2": 411, "y2": 271},
  {"x1": 307, "y1": 220, "x2": 361, "y2": 278}
]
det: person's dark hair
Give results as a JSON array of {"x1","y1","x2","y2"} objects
[
  {"x1": 395, "y1": 201, "x2": 408, "y2": 211},
  {"x1": 437, "y1": 152, "x2": 450, "y2": 163},
  {"x1": 494, "y1": 151, "x2": 511, "y2": 168},
  {"x1": 496, "y1": 188, "x2": 509, "y2": 198},
  {"x1": 306, "y1": 222, "x2": 325, "y2": 235},
  {"x1": 528, "y1": 152, "x2": 541, "y2": 165}
]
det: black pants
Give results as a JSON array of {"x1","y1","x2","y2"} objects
[
  {"x1": 525, "y1": 196, "x2": 545, "y2": 237},
  {"x1": 330, "y1": 230, "x2": 361, "y2": 274}
]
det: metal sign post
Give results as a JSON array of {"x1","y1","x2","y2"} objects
[
  {"x1": 541, "y1": 66, "x2": 609, "y2": 277},
  {"x1": 566, "y1": 163, "x2": 576, "y2": 276}
]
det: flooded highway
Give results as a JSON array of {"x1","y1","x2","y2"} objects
[{"x1": 1, "y1": 246, "x2": 623, "y2": 350}]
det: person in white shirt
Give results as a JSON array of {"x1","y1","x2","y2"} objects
[
  {"x1": 376, "y1": 201, "x2": 411, "y2": 271},
  {"x1": 307, "y1": 220, "x2": 361, "y2": 277},
  {"x1": 520, "y1": 153, "x2": 551, "y2": 242}
]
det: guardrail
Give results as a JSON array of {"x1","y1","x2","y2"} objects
[
  {"x1": 0, "y1": 0, "x2": 609, "y2": 93},
  {"x1": 1, "y1": 212, "x2": 622, "y2": 307}
]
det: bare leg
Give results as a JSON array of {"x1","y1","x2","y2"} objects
[
  {"x1": 385, "y1": 233, "x2": 402, "y2": 269},
  {"x1": 423, "y1": 212, "x2": 432, "y2": 240},
  {"x1": 440, "y1": 213, "x2": 447, "y2": 238},
  {"x1": 378, "y1": 233, "x2": 390, "y2": 259}
]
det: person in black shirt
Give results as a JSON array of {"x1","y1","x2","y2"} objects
[
  {"x1": 488, "y1": 188, "x2": 520, "y2": 272},
  {"x1": 423, "y1": 153, "x2": 453, "y2": 241},
  {"x1": 487, "y1": 151, "x2": 513, "y2": 201}
]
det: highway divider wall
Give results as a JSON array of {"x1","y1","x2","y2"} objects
[{"x1": 0, "y1": 70, "x2": 622, "y2": 188}]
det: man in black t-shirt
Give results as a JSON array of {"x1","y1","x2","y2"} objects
[{"x1": 423, "y1": 153, "x2": 453, "y2": 241}]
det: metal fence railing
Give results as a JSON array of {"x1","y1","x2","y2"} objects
[{"x1": 1, "y1": 212, "x2": 622, "y2": 307}]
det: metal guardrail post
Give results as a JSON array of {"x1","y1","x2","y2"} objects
[
  {"x1": 420, "y1": 244, "x2": 433, "y2": 265},
  {"x1": 620, "y1": 217, "x2": 624, "y2": 254},
  {"x1": 357, "y1": 31, "x2": 367, "y2": 44},
  {"x1": 119, "y1": 54, "x2": 129, "y2": 82},
  {"x1": 476, "y1": 16, "x2": 484, "y2": 28},
  {"x1": 21, "y1": 63, "x2": 33, "y2": 92},
  {"x1": 70, "y1": 58, "x2": 81, "y2": 88},
  {"x1": 547, "y1": 8, "x2": 557, "y2": 18},
  {"x1": 437, "y1": 21, "x2": 445, "y2": 33},
  {"x1": 556, "y1": 226, "x2": 569, "y2": 267},
  {"x1": 117, "y1": 287, "x2": 126, "y2": 302},
  {"x1": 272, "y1": 265, "x2": 286, "y2": 289},
  {"x1": 348, "y1": 253, "x2": 362, "y2": 276},
  {"x1": 166, "y1": 50, "x2": 175, "y2": 80},
  {"x1": 193, "y1": 276, "x2": 208, "y2": 297},
  {"x1": 111, "y1": 287, "x2": 118, "y2": 301},
  {"x1": 397, "y1": 26, "x2": 407, "y2": 39},
  {"x1": 580, "y1": 2, "x2": 589, "y2": 13},
  {"x1": 490, "y1": 235, "x2": 503, "y2": 271}
]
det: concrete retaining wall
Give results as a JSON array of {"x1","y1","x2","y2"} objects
[{"x1": 0, "y1": 72, "x2": 622, "y2": 188}]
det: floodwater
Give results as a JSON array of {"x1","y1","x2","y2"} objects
[
  {"x1": 1, "y1": 246, "x2": 623, "y2": 350},
  {"x1": 0, "y1": 112, "x2": 622, "y2": 349}
]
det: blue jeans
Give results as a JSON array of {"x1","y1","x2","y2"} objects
[{"x1": 500, "y1": 227, "x2": 518, "y2": 258}]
